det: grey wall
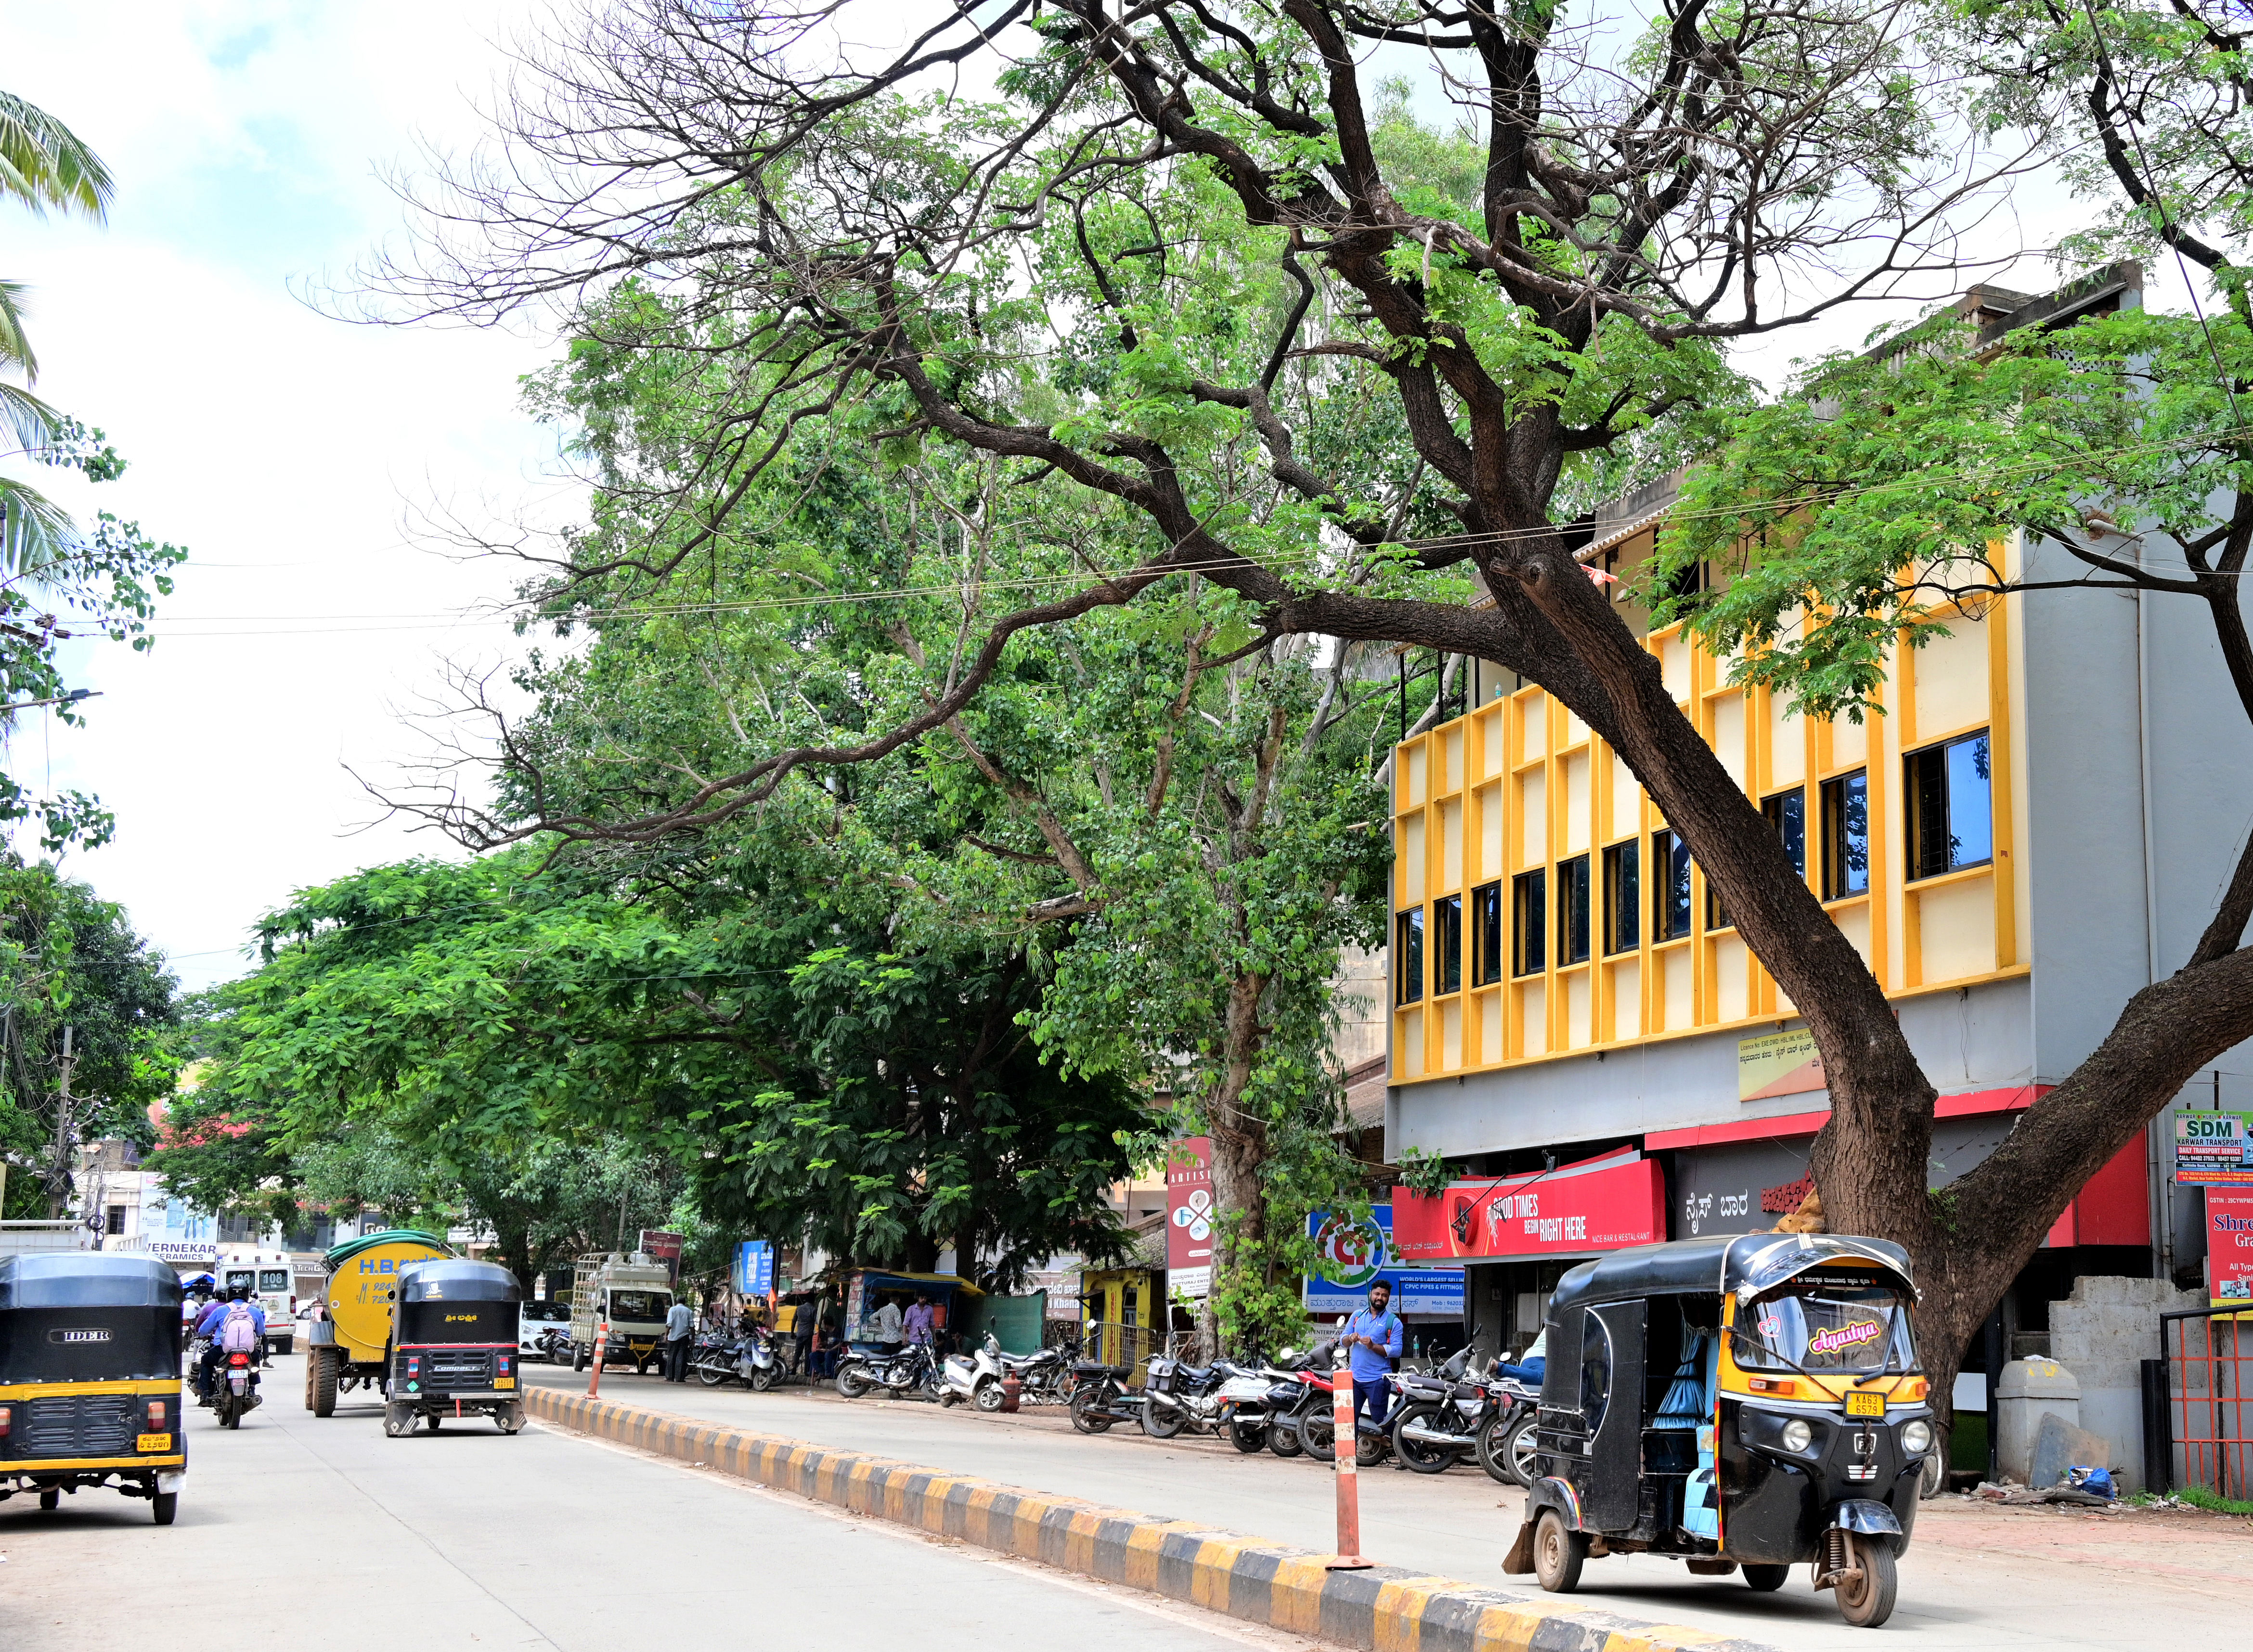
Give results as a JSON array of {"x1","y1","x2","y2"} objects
[{"x1": 1388, "y1": 976, "x2": 2033, "y2": 1160}]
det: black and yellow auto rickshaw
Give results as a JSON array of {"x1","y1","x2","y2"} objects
[
  {"x1": 381, "y1": 1258, "x2": 526, "y2": 1438},
  {"x1": 0, "y1": 1252, "x2": 185, "y2": 1524},
  {"x1": 1505, "y1": 1233, "x2": 1934, "y2": 1629}
]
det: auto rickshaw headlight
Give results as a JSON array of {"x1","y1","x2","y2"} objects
[
  {"x1": 1901, "y1": 1419, "x2": 1933, "y2": 1456},
  {"x1": 1779, "y1": 1417, "x2": 1814, "y2": 1453}
]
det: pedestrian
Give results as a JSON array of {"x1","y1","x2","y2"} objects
[
  {"x1": 903, "y1": 1291, "x2": 936, "y2": 1347},
  {"x1": 868, "y1": 1292, "x2": 905, "y2": 1354},
  {"x1": 663, "y1": 1293, "x2": 694, "y2": 1382},
  {"x1": 1341, "y1": 1280, "x2": 1403, "y2": 1445}
]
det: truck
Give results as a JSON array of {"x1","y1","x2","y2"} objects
[
  {"x1": 568, "y1": 1252, "x2": 674, "y2": 1374},
  {"x1": 303, "y1": 1229, "x2": 454, "y2": 1417}
]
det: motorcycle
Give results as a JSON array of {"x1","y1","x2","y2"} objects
[
  {"x1": 835, "y1": 1341, "x2": 939, "y2": 1400},
  {"x1": 1140, "y1": 1353, "x2": 1278, "y2": 1442},
  {"x1": 1473, "y1": 1370, "x2": 1543, "y2": 1487},
  {"x1": 214, "y1": 1348, "x2": 261, "y2": 1429},
  {"x1": 1289, "y1": 1359, "x2": 1389, "y2": 1467},
  {"x1": 694, "y1": 1327, "x2": 781, "y2": 1391},
  {"x1": 1385, "y1": 1348, "x2": 1487, "y2": 1474},
  {"x1": 1066, "y1": 1359, "x2": 1144, "y2": 1434}
]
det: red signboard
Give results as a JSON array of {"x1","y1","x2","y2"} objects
[
  {"x1": 1393, "y1": 1158, "x2": 1666, "y2": 1262},
  {"x1": 1165, "y1": 1137, "x2": 1214, "y2": 1299}
]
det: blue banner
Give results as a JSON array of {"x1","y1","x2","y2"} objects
[
  {"x1": 1304, "y1": 1205, "x2": 1464, "y2": 1317},
  {"x1": 733, "y1": 1240, "x2": 775, "y2": 1296}
]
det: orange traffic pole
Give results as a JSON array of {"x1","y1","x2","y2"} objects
[
  {"x1": 587, "y1": 1317, "x2": 609, "y2": 1398},
  {"x1": 1326, "y1": 1343, "x2": 1373, "y2": 1570}
]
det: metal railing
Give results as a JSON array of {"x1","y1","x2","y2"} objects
[{"x1": 2151, "y1": 1305, "x2": 2251, "y2": 1498}]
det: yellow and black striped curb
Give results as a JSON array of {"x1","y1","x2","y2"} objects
[{"x1": 524, "y1": 1387, "x2": 1774, "y2": 1652}]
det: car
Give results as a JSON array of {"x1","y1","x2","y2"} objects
[{"x1": 520, "y1": 1299, "x2": 570, "y2": 1360}]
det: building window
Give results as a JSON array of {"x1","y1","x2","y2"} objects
[
  {"x1": 1394, "y1": 908, "x2": 1424, "y2": 1005},
  {"x1": 1707, "y1": 880, "x2": 1732, "y2": 933},
  {"x1": 1603, "y1": 840, "x2": 1640, "y2": 954},
  {"x1": 1652, "y1": 829, "x2": 1693, "y2": 942},
  {"x1": 1433, "y1": 894, "x2": 1463, "y2": 995},
  {"x1": 1471, "y1": 880, "x2": 1503, "y2": 985},
  {"x1": 1763, "y1": 787, "x2": 1806, "y2": 877},
  {"x1": 104, "y1": 1206, "x2": 126, "y2": 1236},
  {"x1": 1512, "y1": 870, "x2": 1547, "y2": 976},
  {"x1": 1557, "y1": 855, "x2": 1592, "y2": 966},
  {"x1": 1906, "y1": 730, "x2": 1993, "y2": 881},
  {"x1": 1822, "y1": 770, "x2": 1870, "y2": 899}
]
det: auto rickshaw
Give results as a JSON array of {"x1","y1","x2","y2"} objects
[
  {"x1": 380, "y1": 1258, "x2": 526, "y2": 1438},
  {"x1": 0, "y1": 1252, "x2": 186, "y2": 1524},
  {"x1": 1504, "y1": 1233, "x2": 1933, "y2": 1629}
]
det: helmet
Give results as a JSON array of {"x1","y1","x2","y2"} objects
[{"x1": 229, "y1": 1283, "x2": 250, "y2": 1301}]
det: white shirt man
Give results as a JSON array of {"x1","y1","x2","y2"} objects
[{"x1": 868, "y1": 1299, "x2": 905, "y2": 1348}]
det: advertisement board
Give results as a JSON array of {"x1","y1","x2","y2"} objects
[
  {"x1": 732, "y1": 1240, "x2": 775, "y2": 1297},
  {"x1": 1737, "y1": 1027, "x2": 1827, "y2": 1102},
  {"x1": 2210, "y1": 1191, "x2": 2253, "y2": 1314},
  {"x1": 2175, "y1": 1111, "x2": 2253, "y2": 1187},
  {"x1": 1303, "y1": 1205, "x2": 1465, "y2": 1316},
  {"x1": 1393, "y1": 1157, "x2": 1666, "y2": 1262},
  {"x1": 1165, "y1": 1136, "x2": 1214, "y2": 1301}
]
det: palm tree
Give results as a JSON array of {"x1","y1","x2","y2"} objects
[{"x1": 0, "y1": 90, "x2": 113, "y2": 575}]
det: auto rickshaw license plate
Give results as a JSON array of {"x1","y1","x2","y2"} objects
[
  {"x1": 137, "y1": 1433, "x2": 172, "y2": 1452},
  {"x1": 1845, "y1": 1391, "x2": 1886, "y2": 1418},
  {"x1": 494, "y1": 1378, "x2": 515, "y2": 1389}
]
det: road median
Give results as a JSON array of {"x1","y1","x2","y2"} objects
[{"x1": 525, "y1": 1385, "x2": 1773, "y2": 1652}]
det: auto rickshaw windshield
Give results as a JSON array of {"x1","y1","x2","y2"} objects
[{"x1": 1736, "y1": 1270, "x2": 1915, "y2": 1375}]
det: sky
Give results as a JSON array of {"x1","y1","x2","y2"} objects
[
  {"x1": 0, "y1": 2, "x2": 2208, "y2": 994},
  {"x1": 1, "y1": 2, "x2": 567, "y2": 988}
]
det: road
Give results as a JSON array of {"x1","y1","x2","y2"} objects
[
  {"x1": 0, "y1": 1358, "x2": 1318, "y2": 1652},
  {"x1": 518, "y1": 1362, "x2": 2247, "y2": 1652}
]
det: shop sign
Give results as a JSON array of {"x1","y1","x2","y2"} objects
[
  {"x1": 1737, "y1": 1026, "x2": 1826, "y2": 1102},
  {"x1": 2209, "y1": 1190, "x2": 2253, "y2": 1315},
  {"x1": 1303, "y1": 1205, "x2": 1464, "y2": 1316},
  {"x1": 1393, "y1": 1158, "x2": 1665, "y2": 1262},
  {"x1": 1165, "y1": 1136, "x2": 1214, "y2": 1300},
  {"x1": 142, "y1": 1239, "x2": 218, "y2": 1264},
  {"x1": 2174, "y1": 1111, "x2": 2253, "y2": 1187},
  {"x1": 732, "y1": 1240, "x2": 775, "y2": 1296}
]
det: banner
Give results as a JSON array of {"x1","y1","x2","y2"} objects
[
  {"x1": 2210, "y1": 1191, "x2": 2253, "y2": 1314},
  {"x1": 1165, "y1": 1136, "x2": 1214, "y2": 1300},
  {"x1": 732, "y1": 1240, "x2": 774, "y2": 1297},
  {"x1": 1737, "y1": 1027, "x2": 1826, "y2": 1102},
  {"x1": 2175, "y1": 1111, "x2": 2253, "y2": 1187},
  {"x1": 1393, "y1": 1157, "x2": 1665, "y2": 1262},
  {"x1": 1304, "y1": 1204, "x2": 1464, "y2": 1316}
]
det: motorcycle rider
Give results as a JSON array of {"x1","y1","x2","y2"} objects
[{"x1": 194, "y1": 1284, "x2": 266, "y2": 1404}]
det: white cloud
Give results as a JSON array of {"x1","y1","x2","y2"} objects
[{"x1": 0, "y1": 1, "x2": 570, "y2": 987}]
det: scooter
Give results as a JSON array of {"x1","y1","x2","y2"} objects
[
  {"x1": 938, "y1": 1335, "x2": 1002, "y2": 1409},
  {"x1": 694, "y1": 1327, "x2": 781, "y2": 1391}
]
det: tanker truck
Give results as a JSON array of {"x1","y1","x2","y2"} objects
[{"x1": 303, "y1": 1229, "x2": 453, "y2": 1417}]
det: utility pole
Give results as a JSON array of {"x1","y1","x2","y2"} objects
[{"x1": 47, "y1": 1025, "x2": 76, "y2": 1220}]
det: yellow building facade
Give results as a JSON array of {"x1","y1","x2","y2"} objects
[{"x1": 1388, "y1": 533, "x2": 2033, "y2": 1084}]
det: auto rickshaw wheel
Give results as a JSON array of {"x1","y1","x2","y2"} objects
[
  {"x1": 153, "y1": 1491, "x2": 177, "y2": 1525},
  {"x1": 1532, "y1": 1508, "x2": 1585, "y2": 1593},
  {"x1": 1742, "y1": 1563, "x2": 1790, "y2": 1592},
  {"x1": 37, "y1": 1487, "x2": 57, "y2": 1511},
  {"x1": 425, "y1": 1411, "x2": 441, "y2": 1431},
  {"x1": 1832, "y1": 1536, "x2": 1897, "y2": 1628}
]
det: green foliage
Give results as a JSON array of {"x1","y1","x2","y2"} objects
[
  {"x1": 1651, "y1": 307, "x2": 2253, "y2": 720},
  {"x1": 0, "y1": 859, "x2": 177, "y2": 1216}
]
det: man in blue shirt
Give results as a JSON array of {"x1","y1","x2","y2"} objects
[
  {"x1": 1342, "y1": 1281, "x2": 1403, "y2": 1433},
  {"x1": 194, "y1": 1286, "x2": 266, "y2": 1402}
]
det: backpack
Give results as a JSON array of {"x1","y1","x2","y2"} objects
[{"x1": 220, "y1": 1301, "x2": 261, "y2": 1354}]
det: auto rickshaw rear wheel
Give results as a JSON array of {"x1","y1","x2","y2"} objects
[
  {"x1": 152, "y1": 1491, "x2": 177, "y2": 1525},
  {"x1": 1532, "y1": 1508, "x2": 1585, "y2": 1593},
  {"x1": 425, "y1": 1411, "x2": 441, "y2": 1431},
  {"x1": 1832, "y1": 1536, "x2": 1897, "y2": 1628},
  {"x1": 1742, "y1": 1563, "x2": 1789, "y2": 1591},
  {"x1": 37, "y1": 1488, "x2": 57, "y2": 1511}
]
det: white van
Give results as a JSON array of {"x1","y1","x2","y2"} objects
[{"x1": 218, "y1": 1252, "x2": 299, "y2": 1355}]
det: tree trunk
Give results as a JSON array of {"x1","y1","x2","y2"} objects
[{"x1": 1200, "y1": 968, "x2": 1271, "y2": 1353}]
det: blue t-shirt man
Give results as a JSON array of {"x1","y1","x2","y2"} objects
[{"x1": 1343, "y1": 1284, "x2": 1403, "y2": 1433}]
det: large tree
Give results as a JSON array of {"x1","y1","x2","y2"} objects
[{"x1": 356, "y1": 0, "x2": 2253, "y2": 1411}]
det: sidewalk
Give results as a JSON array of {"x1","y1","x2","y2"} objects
[{"x1": 520, "y1": 1366, "x2": 2242, "y2": 1650}]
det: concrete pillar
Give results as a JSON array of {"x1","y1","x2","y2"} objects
[{"x1": 1995, "y1": 1358, "x2": 2079, "y2": 1484}]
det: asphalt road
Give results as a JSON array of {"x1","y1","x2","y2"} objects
[
  {"x1": 0, "y1": 1360, "x2": 1318, "y2": 1652},
  {"x1": 518, "y1": 1361, "x2": 2247, "y2": 1652}
]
